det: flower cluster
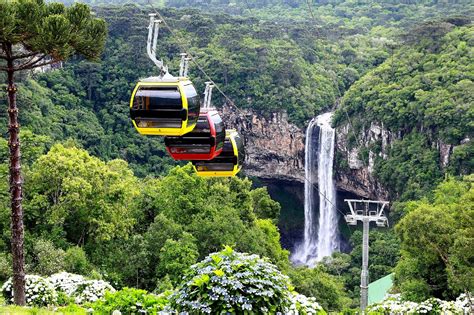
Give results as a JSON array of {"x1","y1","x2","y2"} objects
[
  {"x1": 74, "y1": 280, "x2": 116, "y2": 304},
  {"x1": 288, "y1": 292, "x2": 324, "y2": 314},
  {"x1": 49, "y1": 272, "x2": 86, "y2": 296},
  {"x1": 1, "y1": 275, "x2": 57, "y2": 307},
  {"x1": 367, "y1": 293, "x2": 473, "y2": 314},
  {"x1": 1, "y1": 273, "x2": 115, "y2": 307},
  {"x1": 169, "y1": 246, "x2": 324, "y2": 314}
]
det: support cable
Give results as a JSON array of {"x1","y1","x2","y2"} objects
[
  {"x1": 146, "y1": 0, "x2": 246, "y2": 115},
  {"x1": 146, "y1": 1, "x2": 355, "y2": 237},
  {"x1": 303, "y1": 0, "x2": 369, "y2": 168}
]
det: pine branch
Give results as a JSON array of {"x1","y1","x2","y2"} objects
[
  {"x1": 15, "y1": 54, "x2": 47, "y2": 70},
  {"x1": 16, "y1": 59, "x2": 59, "y2": 71},
  {"x1": 0, "y1": 52, "x2": 39, "y2": 60},
  {"x1": 12, "y1": 52, "x2": 39, "y2": 60}
]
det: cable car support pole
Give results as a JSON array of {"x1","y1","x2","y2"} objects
[
  {"x1": 203, "y1": 82, "x2": 214, "y2": 109},
  {"x1": 344, "y1": 199, "x2": 389, "y2": 312},
  {"x1": 147, "y1": 13, "x2": 167, "y2": 76},
  {"x1": 179, "y1": 53, "x2": 192, "y2": 78}
]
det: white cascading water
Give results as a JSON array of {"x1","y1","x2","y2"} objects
[
  {"x1": 314, "y1": 112, "x2": 339, "y2": 262},
  {"x1": 292, "y1": 118, "x2": 318, "y2": 265},
  {"x1": 292, "y1": 112, "x2": 338, "y2": 267}
]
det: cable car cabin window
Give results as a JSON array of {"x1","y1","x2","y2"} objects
[
  {"x1": 234, "y1": 134, "x2": 245, "y2": 166},
  {"x1": 219, "y1": 140, "x2": 235, "y2": 157},
  {"x1": 132, "y1": 86, "x2": 184, "y2": 129},
  {"x1": 134, "y1": 87, "x2": 182, "y2": 110},
  {"x1": 169, "y1": 144, "x2": 212, "y2": 154},
  {"x1": 212, "y1": 114, "x2": 225, "y2": 151},
  {"x1": 184, "y1": 84, "x2": 200, "y2": 125},
  {"x1": 164, "y1": 116, "x2": 212, "y2": 154},
  {"x1": 189, "y1": 116, "x2": 211, "y2": 137},
  {"x1": 192, "y1": 140, "x2": 236, "y2": 171},
  {"x1": 194, "y1": 163, "x2": 235, "y2": 171}
]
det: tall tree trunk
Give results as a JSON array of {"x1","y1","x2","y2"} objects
[{"x1": 7, "y1": 57, "x2": 26, "y2": 306}]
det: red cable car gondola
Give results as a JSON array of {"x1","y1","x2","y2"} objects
[{"x1": 164, "y1": 109, "x2": 225, "y2": 160}]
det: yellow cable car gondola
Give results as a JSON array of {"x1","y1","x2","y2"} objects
[
  {"x1": 130, "y1": 75, "x2": 200, "y2": 136},
  {"x1": 192, "y1": 129, "x2": 244, "y2": 177},
  {"x1": 130, "y1": 14, "x2": 200, "y2": 136}
]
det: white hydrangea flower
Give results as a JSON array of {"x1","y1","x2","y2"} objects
[
  {"x1": 367, "y1": 292, "x2": 472, "y2": 314},
  {"x1": 1, "y1": 275, "x2": 57, "y2": 307},
  {"x1": 74, "y1": 279, "x2": 116, "y2": 304},
  {"x1": 48, "y1": 272, "x2": 86, "y2": 296}
]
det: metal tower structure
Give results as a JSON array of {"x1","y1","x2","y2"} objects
[{"x1": 344, "y1": 199, "x2": 389, "y2": 311}]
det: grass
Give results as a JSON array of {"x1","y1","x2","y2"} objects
[{"x1": 0, "y1": 305, "x2": 87, "y2": 315}]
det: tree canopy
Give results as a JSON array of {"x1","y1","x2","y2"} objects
[
  {"x1": 394, "y1": 176, "x2": 474, "y2": 301},
  {"x1": 0, "y1": 0, "x2": 106, "y2": 70}
]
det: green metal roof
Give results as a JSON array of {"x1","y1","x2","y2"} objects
[{"x1": 368, "y1": 273, "x2": 393, "y2": 305}]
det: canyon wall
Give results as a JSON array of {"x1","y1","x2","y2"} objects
[
  {"x1": 221, "y1": 105, "x2": 383, "y2": 198},
  {"x1": 222, "y1": 106, "x2": 457, "y2": 200}
]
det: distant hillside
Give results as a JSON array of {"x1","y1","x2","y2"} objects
[
  {"x1": 334, "y1": 24, "x2": 473, "y2": 200},
  {"x1": 2, "y1": 2, "x2": 472, "y2": 178}
]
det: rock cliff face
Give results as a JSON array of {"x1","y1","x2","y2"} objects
[
  {"x1": 221, "y1": 105, "x2": 305, "y2": 182},
  {"x1": 335, "y1": 123, "x2": 392, "y2": 199},
  {"x1": 222, "y1": 105, "x2": 464, "y2": 200},
  {"x1": 221, "y1": 105, "x2": 384, "y2": 198}
]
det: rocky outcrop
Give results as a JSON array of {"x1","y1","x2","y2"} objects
[
  {"x1": 335, "y1": 123, "x2": 392, "y2": 199},
  {"x1": 221, "y1": 105, "x2": 385, "y2": 198},
  {"x1": 221, "y1": 105, "x2": 305, "y2": 182}
]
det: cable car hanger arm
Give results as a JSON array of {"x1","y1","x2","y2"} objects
[
  {"x1": 203, "y1": 82, "x2": 215, "y2": 110},
  {"x1": 147, "y1": 13, "x2": 168, "y2": 76}
]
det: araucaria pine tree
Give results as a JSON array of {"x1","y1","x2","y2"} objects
[{"x1": 0, "y1": 0, "x2": 106, "y2": 305}]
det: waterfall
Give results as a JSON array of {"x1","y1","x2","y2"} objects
[
  {"x1": 292, "y1": 112, "x2": 338, "y2": 267},
  {"x1": 314, "y1": 112, "x2": 339, "y2": 261},
  {"x1": 291, "y1": 118, "x2": 318, "y2": 265}
]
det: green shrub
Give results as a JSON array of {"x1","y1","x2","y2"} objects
[
  {"x1": 64, "y1": 247, "x2": 90, "y2": 276},
  {"x1": 289, "y1": 266, "x2": 350, "y2": 311},
  {"x1": 169, "y1": 246, "x2": 323, "y2": 313},
  {"x1": 0, "y1": 253, "x2": 11, "y2": 283},
  {"x1": 29, "y1": 239, "x2": 66, "y2": 276},
  {"x1": 89, "y1": 287, "x2": 170, "y2": 314}
]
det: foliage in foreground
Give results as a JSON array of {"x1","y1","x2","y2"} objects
[
  {"x1": 289, "y1": 265, "x2": 350, "y2": 311},
  {"x1": 0, "y1": 304, "x2": 86, "y2": 315},
  {"x1": 1, "y1": 273, "x2": 115, "y2": 307},
  {"x1": 0, "y1": 143, "x2": 287, "y2": 292},
  {"x1": 394, "y1": 176, "x2": 474, "y2": 301},
  {"x1": 89, "y1": 287, "x2": 170, "y2": 314},
  {"x1": 168, "y1": 246, "x2": 325, "y2": 314},
  {"x1": 1, "y1": 250, "x2": 326, "y2": 314},
  {"x1": 367, "y1": 293, "x2": 472, "y2": 314}
]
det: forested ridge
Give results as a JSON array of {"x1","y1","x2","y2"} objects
[
  {"x1": 0, "y1": 0, "x2": 473, "y2": 313},
  {"x1": 335, "y1": 23, "x2": 474, "y2": 200}
]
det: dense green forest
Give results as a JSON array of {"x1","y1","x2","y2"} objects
[
  {"x1": 0, "y1": 0, "x2": 473, "y2": 313},
  {"x1": 3, "y1": 0, "x2": 472, "y2": 177},
  {"x1": 334, "y1": 23, "x2": 474, "y2": 200}
]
